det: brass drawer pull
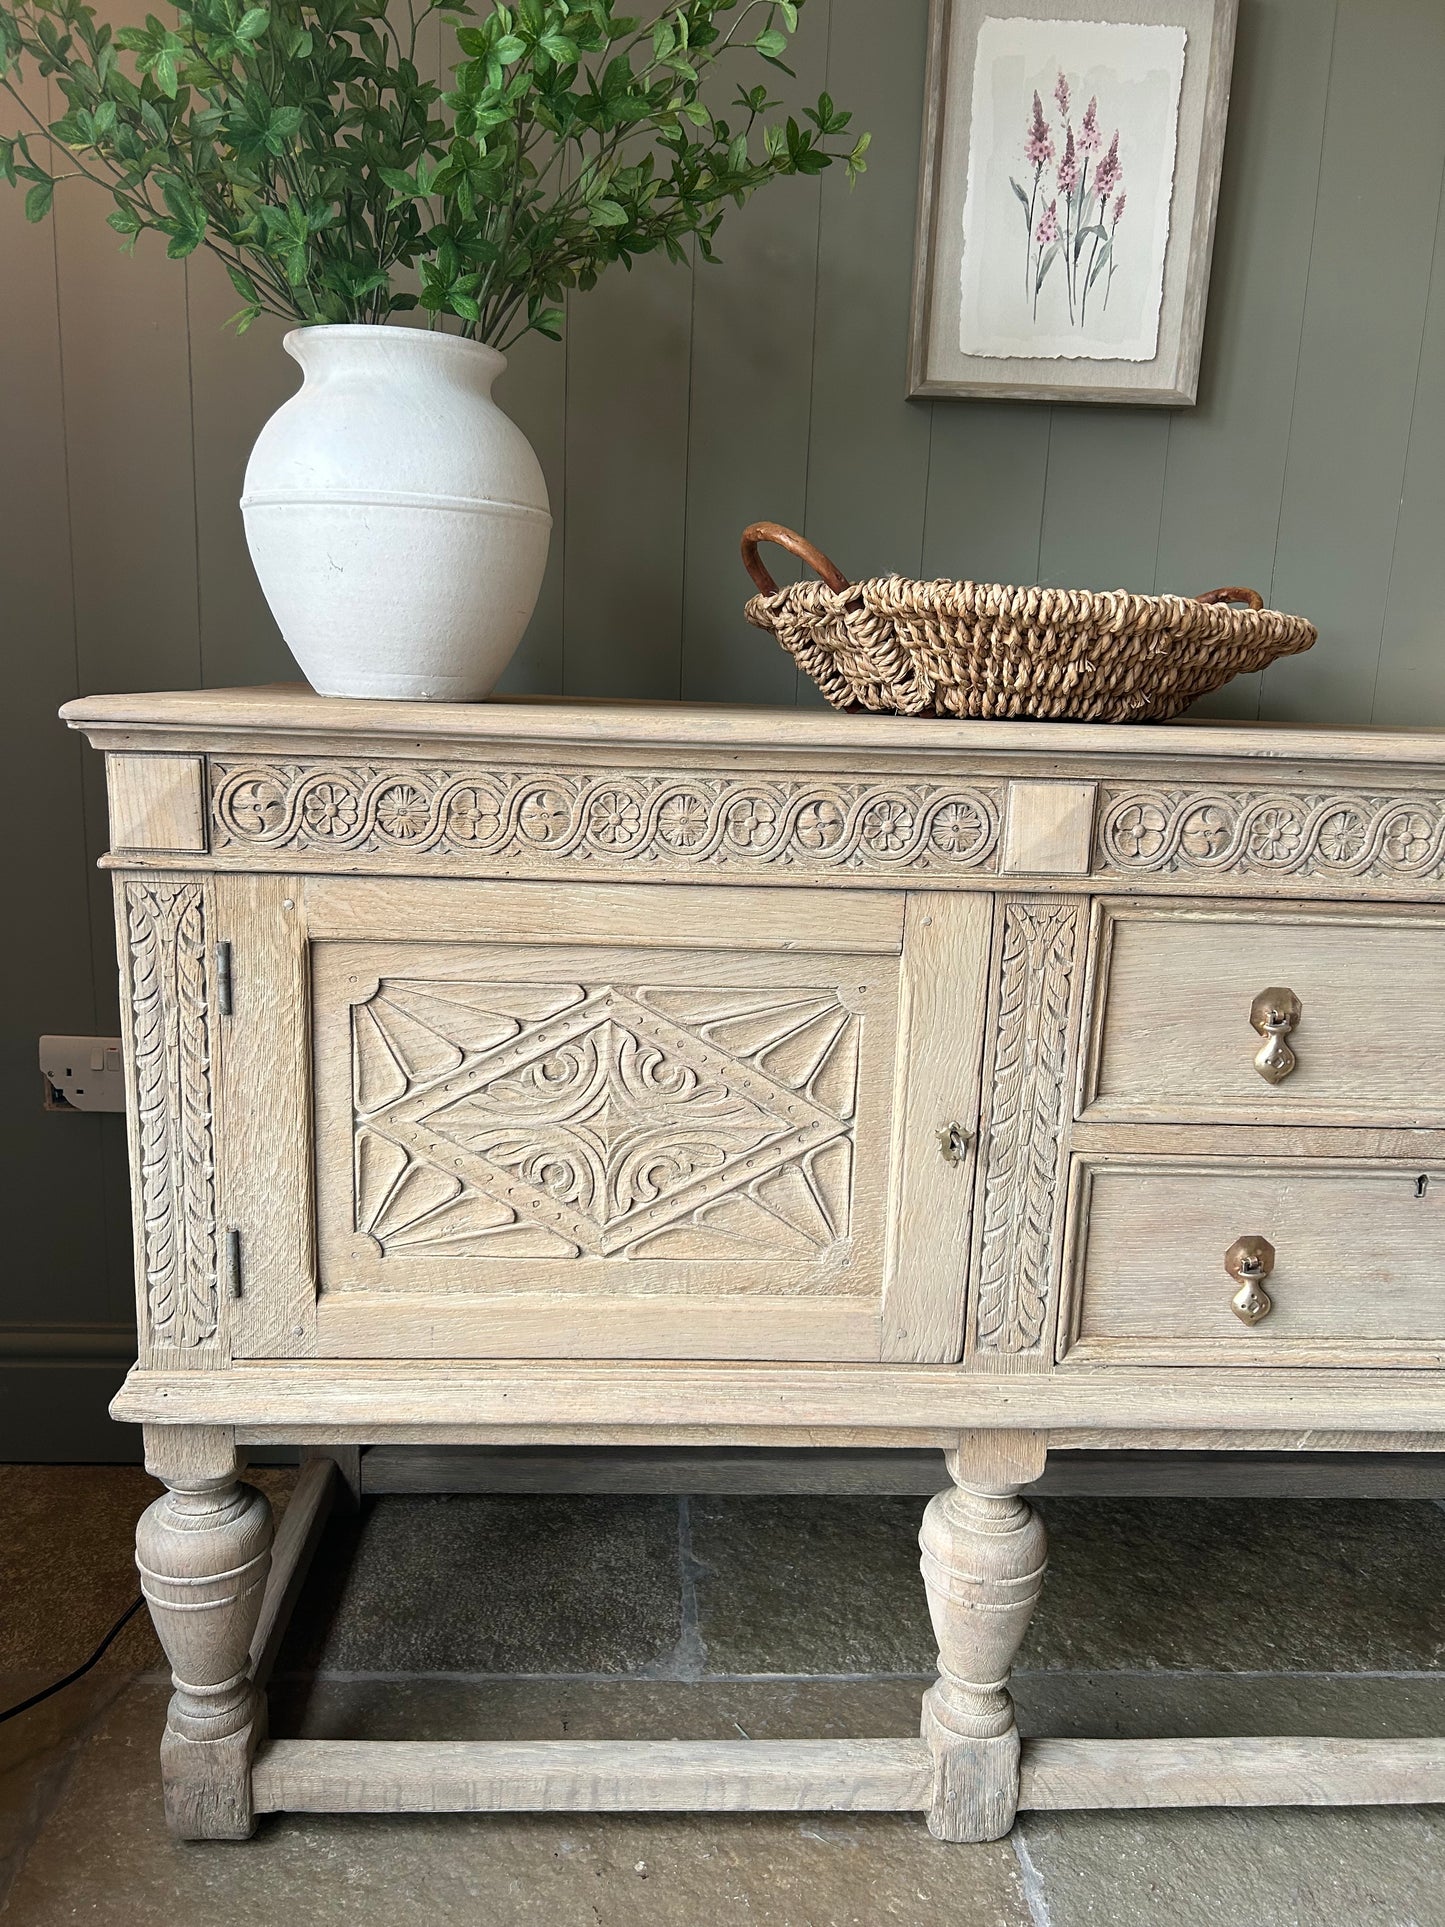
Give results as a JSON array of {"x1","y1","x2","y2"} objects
[
  {"x1": 1226, "y1": 1234, "x2": 1275, "y2": 1326},
  {"x1": 1250, "y1": 986, "x2": 1301, "y2": 1085}
]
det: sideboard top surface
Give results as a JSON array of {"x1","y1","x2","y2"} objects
[{"x1": 60, "y1": 685, "x2": 1445, "y2": 771}]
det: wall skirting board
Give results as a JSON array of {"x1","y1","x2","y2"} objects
[
  {"x1": 0, "y1": 1329, "x2": 135, "y2": 1460},
  {"x1": 0, "y1": 1324, "x2": 136, "y2": 1363}
]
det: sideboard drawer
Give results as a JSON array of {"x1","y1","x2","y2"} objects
[
  {"x1": 1081, "y1": 903, "x2": 1445, "y2": 1125},
  {"x1": 1063, "y1": 1157, "x2": 1445, "y2": 1364}
]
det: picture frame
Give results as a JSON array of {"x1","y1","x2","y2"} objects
[{"x1": 908, "y1": 0, "x2": 1239, "y2": 404}]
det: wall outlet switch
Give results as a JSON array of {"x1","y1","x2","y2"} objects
[{"x1": 39, "y1": 1036, "x2": 125, "y2": 1113}]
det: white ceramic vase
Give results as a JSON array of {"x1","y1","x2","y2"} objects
[{"x1": 241, "y1": 324, "x2": 551, "y2": 701}]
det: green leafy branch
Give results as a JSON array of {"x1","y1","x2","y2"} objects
[{"x1": 0, "y1": 0, "x2": 868, "y2": 342}]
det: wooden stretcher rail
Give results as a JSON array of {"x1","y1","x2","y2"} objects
[
  {"x1": 252, "y1": 1739, "x2": 935, "y2": 1815},
  {"x1": 247, "y1": 1457, "x2": 338, "y2": 1690},
  {"x1": 249, "y1": 1735, "x2": 1445, "y2": 1817}
]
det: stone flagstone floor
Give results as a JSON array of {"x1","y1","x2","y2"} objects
[{"x1": 0, "y1": 1464, "x2": 1443, "y2": 1924}]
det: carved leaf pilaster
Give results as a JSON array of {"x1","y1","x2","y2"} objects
[
  {"x1": 126, "y1": 883, "x2": 218, "y2": 1349},
  {"x1": 972, "y1": 900, "x2": 1081, "y2": 1358}
]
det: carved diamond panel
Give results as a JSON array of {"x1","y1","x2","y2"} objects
[{"x1": 352, "y1": 981, "x2": 862, "y2": 1263}]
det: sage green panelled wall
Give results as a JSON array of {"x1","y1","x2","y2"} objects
[{"x1": 3, "y1": 0, "x2": 1444, "y2": 1456}]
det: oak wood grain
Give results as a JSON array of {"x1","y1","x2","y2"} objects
[
  {"x1": 1083, "y1": 901, "x2": 1445, "y2": 1125},
  {"x1": 1020, "y1": 1737, "x2": 1445, "y2": 1810},
  {"x1": 253, "y1": 1737, "x2": 934, "y2": 1814},
  {"x1": 85, "y1": 693, "x2": 1445, "y2": 1831},
  {"x1": 109, "y1": 1360, "x2": 1445, "y2": 1434}
]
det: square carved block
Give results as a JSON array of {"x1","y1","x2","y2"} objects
[{"x1": 108, "y1": 755, "x2": 208, "y2": 854}]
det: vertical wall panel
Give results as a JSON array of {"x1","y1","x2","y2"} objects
[
  {"x1": 924, "y1": 401, "x2": 1050, "y2": 586},
  {"x1": 1262, "y1": 0, "x2": 1445, "y2": 723},
  {"x1": 0, "y1": 72, "x2": 121, "y2": 1333},
  {"x1": 51, "y1": 0, "x2": 201, "y2": 1032},
  {"x1": 803, "y1": 0, "x2": 934, "y2": 607},
  {"x1": 52, "y1": 6, "x2": 201, "y2": 701},
  {"x1": 679, "y1": 3, "x2": 830, "y2": 706},
  {"x1": 562, "y1": 255, "x2": 694, "y2": 697},
  {"x1": 185, "y1": 251, "x2": 297, "y2": 688},
  {"x1": 1037, "y1": 407, "x2": 1171, "y2": 592},
  {"x1": 1156, "y1": 0, "x2": 1335, "y2": 720},
  {"x1": 1370, "y1": 175, "x2": 1445, "y2": 726}
]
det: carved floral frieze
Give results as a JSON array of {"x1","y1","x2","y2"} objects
[
  {"x1": 210, "y1": 762, "x2": 1002, "y2": 876},
  {"x1": 1097, "y1": 789, "x2": 1445, "y2": 881},
  {"x1": 211, "y1": 764, "x2": 1445, "y2": 886}
]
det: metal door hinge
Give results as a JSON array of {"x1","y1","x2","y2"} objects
[
  {"x1": 216, "y1": 941, "x2": 234, "y2": 1016},
  {"x1": 224, "y1": 1227, "x2": 243, "y2": 1300},
  {"x1": 937, "y1": 1121, "x2": 971, "y2": 1164}
]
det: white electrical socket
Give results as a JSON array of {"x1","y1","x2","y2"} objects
[{"x1": 39, "y1": 1035, "x2": 126, "y2": 1113}]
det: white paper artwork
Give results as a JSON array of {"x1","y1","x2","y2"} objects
[{"x1": 958, "y1": 17, "x2": 1186, "y2": 361}]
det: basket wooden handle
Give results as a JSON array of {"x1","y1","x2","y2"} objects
[
  {"x1": 1197, "y1": 586, "x2": 1264, "y2": 610},
  {"x1": 741, "y1": 523, "x2": 851, "y2": 597}
]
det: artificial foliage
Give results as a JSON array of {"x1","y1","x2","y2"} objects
[{"x1": 0, "y1": 0, "x2": 867, "y2": 342}]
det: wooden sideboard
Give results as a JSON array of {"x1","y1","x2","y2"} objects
[{"x1": 63, "y1": 688, "x2": 1445, "y2": 1839}]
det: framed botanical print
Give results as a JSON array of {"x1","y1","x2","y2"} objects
[{"x1": 908, "y1": 0, "x2": 1239, "y2": 403}]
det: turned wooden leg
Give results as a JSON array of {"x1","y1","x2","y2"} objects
[
  {"x1": 137, "y1": 1427, "x2": 273, "y2": 1840},
  {"x1": 919, "y1": 1431, "x2": 1048, "y2": 1842}
]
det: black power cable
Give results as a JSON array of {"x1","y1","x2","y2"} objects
[{"x1": 0, "y1": 1596, "x2": 146, "y2": 1726}]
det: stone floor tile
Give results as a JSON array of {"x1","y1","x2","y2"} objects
[
  {"x1": 270, "y1": 1674, "x2": 929, "y2": 1743},
  {"x1": 3, "y1": 1684, "x2": 1031, "y2": 1927},
  {"x1": 689, "y1": 1495, "x2": 1445, "y2": 1677},
  {"x1": 279, "y1": 1495, "x2": 685, "y2": 1677},
  {"x1": 0, "y1": 1466, "x2": 164, "y2": 1672},
  {"x1": 1013, "y1": 1669, "x2": 1445, "y2": 1741},
  {"x1": 270, "y1": 1667, "x2": 1445, "y2": 1754},
  {"x1": 1016, "y1": 1804, "x2": 1445, "y2": 1927},
  {"x1": 0, "y1": 1672, "x2": 126, "y2": 1910},
  {"x1": 1024, "y1": 1498, "x2": 1445, "y2": 1673},
  {"x1": 689, "y1": 1497, "x2": 934, "y2": 1675}
]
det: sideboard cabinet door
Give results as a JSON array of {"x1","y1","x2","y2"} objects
[{"x1": 222, "y1": 878, "x2": 989, "y2": 1364}]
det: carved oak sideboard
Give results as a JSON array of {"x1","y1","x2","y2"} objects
[{"x1": 63, "y1": 688, "x2": 1445, "y2": 1839}]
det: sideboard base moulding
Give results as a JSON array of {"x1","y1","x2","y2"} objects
[{"x1": 68, "y1": 689, "x2": 1445, "y2": 1841}]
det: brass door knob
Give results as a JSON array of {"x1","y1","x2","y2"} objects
[
  {"x1": 1250, "y1": 987, "x2": 1301, "y2": 1085},
  {"x1": 1225, "y1": 1234, "x2": 1276, "y2": 1326}
]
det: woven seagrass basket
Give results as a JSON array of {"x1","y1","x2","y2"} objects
[{"x1": 741, "y1": 523, "x2": 1316, "y2": 723}]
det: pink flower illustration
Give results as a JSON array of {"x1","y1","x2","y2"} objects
[
  {"x1": 1095, "y1": 131, "x2": 1122, "y2": 200},
  {"x1": 1024, "y1": 91, "x2": 1054, "y2": 166},
  {"x1": 1057, "y1": 124, "x2": 1078, "y2": 194},
  {"x1": 1010, "y1": 77, "x2": 1126, "y2": 329}
]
